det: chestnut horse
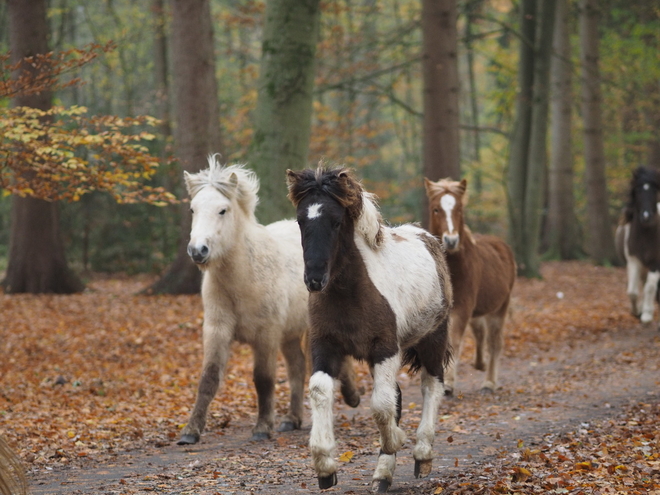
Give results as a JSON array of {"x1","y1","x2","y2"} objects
[
  {"x1": 425, "y1": 177, "x2": 515, "y2": 395},
  {"x1": 288, "y1": 167, "x2": 452, "y2": 492}
]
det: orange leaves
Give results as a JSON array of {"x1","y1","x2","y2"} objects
[{"x1": 0, "y1": 105, "x2": 177, "y2": 204}]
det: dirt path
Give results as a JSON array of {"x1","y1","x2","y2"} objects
[{"x1": 28, "y1": 295, "x2": 660, "y2": 495}]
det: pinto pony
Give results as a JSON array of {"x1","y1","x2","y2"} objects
[
  {"x1": 178, "y1": 157, "x2": 361, "y2": 445},
  {"x1": 287, "y1": 167, "x2": 452, "y2": 492},
  {"x1": 424, "y1": 177, "x2": 515, "y2": 395},
  {"x1": 615, "y1": 166, "x2": 660, "y2": 326}
]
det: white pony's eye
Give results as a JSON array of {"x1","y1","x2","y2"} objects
[
  {"x1": 190, "y1": 208, "x2": 194, "y2": 214},
  {"x1": 219, "y1": 209, "x2": 227, "y2": 216}
]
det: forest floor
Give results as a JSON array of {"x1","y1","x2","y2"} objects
[{"x1": 1, "y1": 261, "x2": 659, "y2": 494}]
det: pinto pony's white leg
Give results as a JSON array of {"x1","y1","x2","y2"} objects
[
  {"x1": 308, "y1": 371, "x2": 338, "y2": 488},
  {"x1": 370, "y1": 354, "x2": 406, "y2": 492},
  {"x1": 626, "y1": 255, "x2": 644, "y2": 317},
  {"x1": 412, "y1": 369, "x2": 443, "y2": 478},
  {"x1": 640, "y1": 270, "x2": 660, "y2": 324}
]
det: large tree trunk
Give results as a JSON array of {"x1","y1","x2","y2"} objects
[
  {"x1": 520, "y1": 0, "x2": 557, "y2": 277},
  {"x1": 579, "y1": 0, "x2": 616, "y2": 265},
  {"x1": 421, "y1": 0, "x2": 460, "y2": 227},
  {"x1": 506, "y1": 0, "x2": 536, "y2": 272},
  {"x1": 546, "y1": 0, "x2": 581, "y2": 259},
  {"x1": 249, "y1": 0, "x2": 322, "y2": 225},
  {"x1": 2, "y1": 0, "x2": 84, "y2": 294},
  {"x1": 147, "y1": 0, "x2": 222, "y2": 294}
]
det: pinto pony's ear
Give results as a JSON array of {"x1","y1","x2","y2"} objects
[{"x1": 286, "y1": 169, "x2": 304, "y2": 207}]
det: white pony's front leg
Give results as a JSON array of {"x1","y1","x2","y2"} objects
[
  {"x1": 412, "y1": 369, "x2": 443, "y2": 478},
  {"x1": 640, "y1": 270, "x2": 660, "y2": 324},
  {"x1": 309, "y1": 371, "x2": 338, "y2": 489},
  {"x1": 179, "y1": 309, "x2": 235, "y2": 445},
  {"x1": 371, "y1": 354, "x2": 406, "y2": 492},
  {"x1": 626, "y1": 255, "x2": 644, "y2": 317}
]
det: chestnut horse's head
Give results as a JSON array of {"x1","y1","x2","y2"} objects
[{"x1": 424, "y1": 177, "x2": 468, "y2": 254}]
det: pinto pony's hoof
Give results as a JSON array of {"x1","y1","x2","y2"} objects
[
  {"x1": 414, "y1": 459, "x2": 433, "y2": 478},
  {"x1": 372, "y1": 479, "x2": 391, "y2": 493},
  {"x1": 318, "y1": 472, "x2": 337, "y2": 490},
  {"x1": 177, "y1": 434, "x2": 199, "y2": 445},
  {"x1": 276, "y1": 420, "x2": 300, "y2": 432},
  {"x1": 479, "y1": 386, "x2": 495, "y2": 395}
]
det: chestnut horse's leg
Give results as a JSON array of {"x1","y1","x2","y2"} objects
[
  {"x1": 470, "y1": 317, "x2": 487, "y2": 371},
  {"x1": 481, "y1": 301, "x2": 508, "y2": 393},
  {"x1": 178, "y1": 316, "x2": 235, "y2": 445},
  {"x1": 278, "y1": 336, "x2": 306, "y2": 432},
  {"x1": 444, "y1": 310, "x2": 470, "y2": 396},
  {"x1": 370, "y1": 354, "x2": 406, "y2": 493},
  {"x1": 251, "y1": 340, "x2": 278, "y2": 440}
]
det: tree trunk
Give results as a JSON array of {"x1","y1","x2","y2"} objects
[
  {"x1": 506, "y1": 0, "x2": 536, "y2": 272},
  {"x1": 147, "y1": 0, "x2": 222, "y2": 294},
  {"x1": 546, "y1": 0, "x2": 581, "y2": 259},
  {"x1": 2, "y1": 0, "x2": 84, "y2": 294},
  {"x1": 152, "y1": 0, "x2": 171, "y2": 142},
  {"x1": 421, "y1": 0, "x2": 460, "y2": 227},
  {"x1": 249, "y1": 0, "x2": 322, "y2": 225},
  {"x1": 520, "y1": 0, "x2": 557, "y2": 277},
  {"x1": 579, "y1": 0, "x2": 616, "y2": 265}
]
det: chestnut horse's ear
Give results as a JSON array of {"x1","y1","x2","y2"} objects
[
  {"x1": 459, "y1": 178, "x2": 467, "y2": 193},
  {"x1": 423, "y1": 177, "x2": 435, "y2": 196}
]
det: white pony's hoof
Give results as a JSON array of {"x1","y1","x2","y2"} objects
[
  {"x1": 177, "y1": 434, "x2": 199, "y2": 445},
  {"x1": 641, "y1": 313, "x2": 653, "y2": 325}
]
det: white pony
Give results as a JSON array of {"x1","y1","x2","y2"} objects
[{"x1": 178, "y1": 156, "x2": 360, "y2": 444}]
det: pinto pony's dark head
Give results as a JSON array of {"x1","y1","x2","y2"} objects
[
  {"x1": 286, "y1": 167, "x2": 364, "y2": 292},
  {"x1": 626, "y1": 166, "x2": 660, "y2": 226}
]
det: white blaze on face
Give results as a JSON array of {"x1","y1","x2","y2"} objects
[
  {"x1": 307, "y1": 203, "x2": 323, "y2": 220},
  {"x1": 440, "y1": 194, "x2": 456, "y2": 234}
]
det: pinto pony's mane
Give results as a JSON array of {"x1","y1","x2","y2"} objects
[
  {"x1": 184, "y1": 155, "x2": 260, "y2": 219},
  {"x1": 623, "y1": 166, "x2": 660, "y2": 223},
  {"x1": 287, "y1": 166, "x2": 384, "y2": 248}
]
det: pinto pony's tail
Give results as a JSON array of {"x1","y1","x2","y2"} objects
[{"x1": 0, "y1": 436, "x2": 28, "y2": 495}]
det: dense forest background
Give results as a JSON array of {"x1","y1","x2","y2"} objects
[{"x1": 0, "y1": 0, "x2": 658, "y2": 279}]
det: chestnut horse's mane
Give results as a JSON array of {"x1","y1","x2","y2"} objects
[{"x1": 287, "y1": 166, "x2": 384, "y2": 248}]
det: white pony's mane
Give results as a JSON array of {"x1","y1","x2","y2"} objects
[
  {"x1": 356, "y1": 191, "x2": 384, "y2": 249},
  {"x1": 185, "y1": 155, "x2": 260, "y2": 218}
]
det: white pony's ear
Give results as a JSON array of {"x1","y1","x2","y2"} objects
[
  {"x1": 183, "y1": 171, "x2": 194, "y2": 196},
  {"x1": 228, "y1": 172, "x2": 239, "y2": 189}
]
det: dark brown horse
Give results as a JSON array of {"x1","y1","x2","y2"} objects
[
  {"x1": 425, "y1": 177, "x2": 515, "y2": 395},
  {"x1": 288, "y1": 167, "x2": 452, "y2": 493},
  {"x1": 615, "y1": 165, "x2": 660, "y2": 326}
]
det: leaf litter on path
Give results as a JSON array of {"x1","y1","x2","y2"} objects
[{"x1": 0, "y1": 262, "x2": 658, "y2": 493}]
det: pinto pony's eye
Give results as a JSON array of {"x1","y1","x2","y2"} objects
[{"x1": 219, "y1": 209, "x2": 227, "y2": 216}]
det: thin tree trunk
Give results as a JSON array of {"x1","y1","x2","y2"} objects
[
  {"x1": 147, "y1": 0, "x2": 222, "y2": 294},
  {"x1": 506, "y1": 0, "x2": 536, "y2": 271},
  {"x1": 2, "y1": 0, "x2": 84, "y2": 294},
  {"x1": 152, "y1": 0, "x2": 171, "y2": 142},
  {"x1": 547, "y1": 0, "x2": 581, "y2": 259},
  {"x1": 520, "y1": 0, "x2": 557, "y2": 278},
  {"x1": 422, "y1": 0, "x2": 460, "y2": 228},
  {"x1": 579, "y1": 0, "x2": 616, "y2": 265},
  {"x1": 249, "y1": 0, "x2": 322, "y2": 225}
]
